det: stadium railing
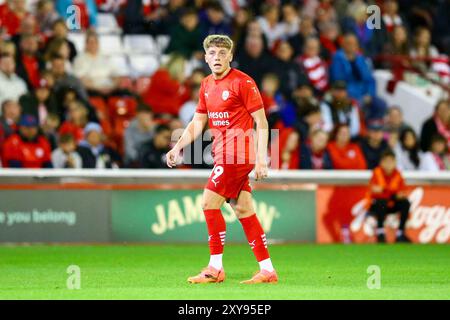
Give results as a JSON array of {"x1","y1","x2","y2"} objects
[{"x1": 1, "y1": 169, "x2": 450, "y2": 185}]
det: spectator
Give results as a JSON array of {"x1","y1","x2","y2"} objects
[
  {"x1": 330, "y1": 33, "x2": 376, "y2": 104},
  {"x1": 73, "y1": 31, "x2": 120, "y2": 96},
  {"x1": 179, "y1": 83, "x2": 200, "y2": 128},
  {"x1": 384, "y1": 106, "x2": 412, "y2": 136},
  {"x1": 360, "y1": 121, "x2": 389, "y2": 169},
  {"x1": 234, "y1": 34, "x2": 275, "y2": 87},
  {"x1": 36, "y1": 0, "x2": 59, "y2": 37},
  {"x1": 382, "y1": 0, "x2": 404, "y2": 33},
  {"x1": 382, "y1": 25, "x2": 410, "y2": 66},
  {"x1": 257, "y1": 3, "x2": 285, "y2": 49},
  {"x1": 77, "y1": 122, "x2": 121, "y2": 168},
  {"x1": 0, "y1": 100, "x2": 21, "y2": 137},
  {"x1": 420, "y1": 99, "x2": 450, "y2": 151},
  {"x1": 319, "y1": 21, "x2": 341, "y2": 62},
  {"x1": 296, "y1": 36, "x2": 329, "y2": 95},
  {"x1": 383, "y1": 106, "x2": 412, "y2": 148},
  {"x1": 143, "y1": 54, "x2": 189, "y2": 116},
  {"x1": 44, "y1": 38, "x2": 73, "y2": 71},
  {"x1": 51, "y1": 133, "x2": 82, "y2": 168},
  {"x1": 281, "y1": 3, "x2": 300, "y2": 38},
  {"x1": 409, "y1": 27, "x2": 439, "y2": 74},
  {"x1": 124, "y1": 104, "x2": 155, "y2": 167},
  {"x1": 19, "y1": 77, "x2": 58, "y2": 125},
  {"x1": 1, "y1": 114, "x2": 52, "y2": 168},
  {"x1": 420, "y1": 134, "x2": 450, "y2": 171},
  {"x1": 259, "y1": 73, "x2": 283, "y2": 129},
  {"x1": 327, "y1": 124, "x2": 367, "y2": 170},
  {"x1": 394, "y1": 127, "x2": 422, "y2": 170},
  {"x1": 0, "y1": 54, "x2": 27, "y2": 108},
  {"x1": 367, "y1": 149, "x2": 411, "y2": 243},
  {"x1": 41, "y1": 112, "x2": 60, "y2": 150},
  {"x1": 0, "y1": 0, "x2": 29, "y2": 37},
  {"x1": 288, "y1": 15, "x2": 317, "y2": 57},
  {"x1": 315, "y1": 0, "x2": 338, "y2": 33},
  {"x1": 0, "y1": 41, "x2": 17, "y2": 57},
  {"x1": 56, "y1": 0, "x2": 98, "y2": 29},
  {"x1": 139, "y1": 124, "x2": 172, "y2": 168},
  {"x1": 49, "y1": 54, "x2": 90, "y2": 108},
  {"x1": 165, "y1": 8, "x2": 203, "y2": 59},
  {"x1": 230, "y1": 6, "x2": 252, "y2": 47},
  {"x1": 293, "y1": 100, "x2": 323, "y2": 144},
  {"x1": 59, "y1": 100, "x2": 89, "y2": 143},
  {"x1": 272, "y1": 40, "x2": 309, "y2": 97},
  {"x1": 45, "y1": 19, "x2": 77, "y2": 62},
  {"x1": 270, "y1": 128, "x2": 300, "y2": 170},
  {"x1": 200, "y1": 1, "x2": 232, "y2": 39},
  {"x1": 300, "y1": 128, "x2": 333, "y2": 170},
  {"x1": 16, "y1": 33, "x2": 44, "y2": 90},
  {"x1": 320, "y1": 81, "x2": 361, "y2": 139}
]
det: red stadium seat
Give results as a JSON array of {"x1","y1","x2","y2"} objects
[
  {"x1": 134, "y1": 76, "x2": 152, "y2": 95},
  {"x1": 107, "y1": 96, "x2": 138, "y2": 119}
]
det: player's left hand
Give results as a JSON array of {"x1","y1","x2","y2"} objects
[{"x1": 255, "y1": 160, "x2": 268, "y2": 181}]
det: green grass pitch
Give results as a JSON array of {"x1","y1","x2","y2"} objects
[{"x1": 0, "y1": 244, "x2": 449, "y2": 300}]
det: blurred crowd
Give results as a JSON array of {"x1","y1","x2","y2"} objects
[{"x1": 0, "y1": 0, "x2": 449, "y2": 170}]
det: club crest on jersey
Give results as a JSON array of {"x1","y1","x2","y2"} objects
[{"x1": 222, "y1": 90, "x2": 230, "y2": 101}]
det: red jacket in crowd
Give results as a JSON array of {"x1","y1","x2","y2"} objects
[
  {"x1": 327, "y1": 141, "x2": 367, "y2": 170},
  {"x1": 143, "y1": 69, "x2": 190, "y2": 116},
  {"x1": 2, "y1": 133, "x2": 52, "y2": 168}
]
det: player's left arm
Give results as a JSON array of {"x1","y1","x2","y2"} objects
[{"x1": 251, "y1": 108, "x2": 269, "y2": 181}]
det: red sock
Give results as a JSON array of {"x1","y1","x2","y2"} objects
[
  {"x1": 204, "y1": 209, "x2": 226, "y2": 255},
  {"x1": 239, "y1": 214, "x2": 270, "y2": 262}
]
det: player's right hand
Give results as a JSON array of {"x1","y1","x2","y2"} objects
[{"x1": 166, "y1": 147, "x2": 180, "y2": 168}]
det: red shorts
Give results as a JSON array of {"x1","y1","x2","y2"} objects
[{"x1": 205, "y1": 164, "x2": 254, "y2": 200}]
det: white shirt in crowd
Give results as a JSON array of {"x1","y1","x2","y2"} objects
[
  {"x1": 73, "y1": 53, "x2": 119, "y2": 90},
  {"x1": 51, "y1": 149, "x2": 82, "y2": 169},
  {"x1": 0, "y1": 71, "x2": 27, "y2": 115}
]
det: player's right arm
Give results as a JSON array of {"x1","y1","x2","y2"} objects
[{"x1": 166, "y1": 112, "x2": 208, "y2": 168}]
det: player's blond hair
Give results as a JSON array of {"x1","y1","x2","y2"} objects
[{"x1": 203, "y1": 34, "x2": 234, "y2": 52}]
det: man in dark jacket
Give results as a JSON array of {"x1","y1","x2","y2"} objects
[
  {"x1": 19, "y1": 78, "x2": 58, "y2": 123},
  {"x1": 234, "y1": 34, "x2": 276, "y2": 87},
  {"x1": 300, "y1": 129, "x2": 333, "y2": 169},
  {"x1": 139, "y1": 124, "x2": 172, "y2": 168},
  {"x1": 360, "y1": 121, "x2": 389, "y2": 169}
]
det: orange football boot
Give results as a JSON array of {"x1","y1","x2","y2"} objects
[
  {"x1": 187, "y1": 266, "x2": 225, "y2": 284},
  {"x1": 240, "y1": 269, "x2": 278, "y2": 284}
]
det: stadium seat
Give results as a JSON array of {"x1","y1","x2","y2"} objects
[
  {"x1": 68, "y1": 32, "x2": 86, "y2": 54},
  {"x1": 89, "y1": 96, "x2": 113, "y2": 138},
  {"x1": 109, "y1": 54, "x2": 130, "y2": 76},
  {"x1": 107, "y1": 96, "x2": 138, "y2": 156},
  {"x1": 107, "y1": 96, "x2": 138, "y2": 120},
  {"x1": 155, "y1": 35, "x2": 170, "y2": 53},
  {"x1": 128, "y1": 54, "x2": 160, "y2": 77},
  {"x1": 123, "y1": 35, "x2": 157, "y2": 54},
  {"x1": 96, "y1": 13, "x2": 121, "y2": 34},
  {"x1": 99, "y1": 34, "x2": 124, "y2": 55},
  {"x1": 117, "y1": 76, "x2": 134, "y2": 91},
  {"x1": 134, "y1": 76, "x2": 152, "y2": 95}
]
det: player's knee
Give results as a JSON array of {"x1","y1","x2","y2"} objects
[{"x1": 234, "y1": 204, "x2": 253, "y2": 219}]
